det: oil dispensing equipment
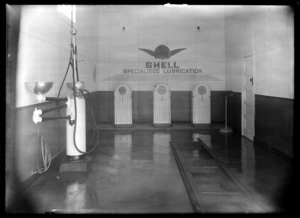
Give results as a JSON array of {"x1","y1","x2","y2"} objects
[{"x1": 30, "y1": 7, "x2": 98, "y2": 172}]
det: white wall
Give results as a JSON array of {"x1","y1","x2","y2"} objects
[
  {"x1": 15, "y1": 5, "x2": 294, "y2": 107},
  {"x1": 75, "y1": 6, "x2": 99, "y2": 93},
  {"x1": 224, "y1": 6, "x2": 294, "y2": 99},
  {"x1": 15, "y1": 5, "x2": 228, "y2": 107},
  {"x1": 16, "y1": 5, "x2": 98, "y2": 107},
  {"x1": 95, "y1": 5, "x2": 226, "y2": 92}
]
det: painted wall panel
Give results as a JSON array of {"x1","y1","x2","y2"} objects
[
  {"x1": 266, "y1": 48, "x2": 290, "y2": 97},
  {"x1": 255, "y1": 51, "x2": 271, "y2": 96},
  {"x1": 84, "y1": 92, "x2": 97, "y2": 132},
  {"x1": 20, "y1": 6, "x2": 70, "y2": 50},
  {"x1": 171, "y1": 91, "x2": 191, "y2": 122},
  {"x1": 16, "y1": 34, "x2": 45, "y2": 106},
  {"x1": 88, "y1": 90, "x2": 226, "y2": 124},
  {"x1": 15, "y1": 107, "x2": 39, "y2": 182},
  {"x1": 16, "y1": 5, "x2": 98, "y2": 107},
  {"x1": 286, "y1": 46, "x2": 294, "y2": 98},
  {"x1": 136, "y1": 8, "x2": 170, "y2": 61},
  {"x1": 76, "y1": 6, "x2": 100, "y2": 60},
  {"x1": 133, "y1": 91, "x2": 153, "y2": 124},
  {"x1": 225, "y1": 59, "x2": 243, "y2": 92},
  {"x1": 286, "y1": 10, "x2": 294, "y2": 47},
  {"x1": 268, "y1": 6, "x2": 290, "y2": 50},
  {"x1": 240, "y1": 13, "x2": 254, "y2": 57},
  {"x1": 224, "y1": 15, "x2": 244, "y2": 60},
  {"x1": 94, "y1": 91, "x2": 114, "y2": 124},
  {"x1": 97, "y1": 62, "x2": 111, "y2": 91},
  {"x1": 97, "y1": 59, "x2": 224, "y2": 92},
  {"x1": 76, "y1": 58, "x2": 98, "y2": 93},
  {"x1": 253, "y1": 7, "x2": 269, "y2": 53},
  {"x1": 210, "y1": 91, "x2": 225, "y2": 122},
  {"x1": 14, "y1": 103, "x2": 66, "y2": 183},
  {"x1": 96, "y1": 10, "x2": 111, "y2": 62},
  {"x1": 227, "y1": 92, "x2": 242, "y2": 134},
  {"x1": 225, "y1": 5, "x2": 294, "y2": 99},
  {"x1": 108, "y1": 9, "x2": 139, "y2": 62},
  {"x1": 255, "y1": 95, "x2": 293, "y2": 157},
  {"x1": 255, "y1": 46, "x2": 294, "y2": 98},
  {"x1": 6, "y1": 5, "x2": 21, "y2": 180},
  {"x1": 95, "y1": 5, "x2": 226, "y2": 92},
  {"x1": 224, "y1": 6, "x2": 294, "y2": 155},
  {"x1": 132, "y1": 91, "x2": 139, "y2": 123}
]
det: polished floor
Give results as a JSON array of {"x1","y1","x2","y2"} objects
[{"x1": 16, "y1": 126, "x2": 292, "y2": 213}]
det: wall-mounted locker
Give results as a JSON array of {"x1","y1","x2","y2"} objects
[
  {"x1": 114, "y1": 84, "x2": 133, "y2": 127},
  {"x1": 153, "y1": 84, "x2": 171, "y2": 127},
  {"x1": 192, "y1": 83, "x2": 211, "y2": 127}
]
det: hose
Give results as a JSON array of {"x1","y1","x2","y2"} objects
[
  {"x1": 33, "y1": 134, "x2": 51, "y2": 174},
  {"x1": 33, "y1": 45, "x2": 72, "y2": 174},
  {"x1": 81, "y1": 89, "x2": 97, "y2": 146},
  {"x1": 66, "y1": 16, "x2": 99, "y2": 155},
  {"x1": 57, "y1": 49, "x2": 72, "y2": 98},
  {"x1": 81, "y1": 89, "x2": 99, "y2": 149},
  {"x1": 71, "y1": 61, "x2": 99, "y2": 154},
  {"x1": 56, "y1": 46, "x2": 73, "y2": 117}
]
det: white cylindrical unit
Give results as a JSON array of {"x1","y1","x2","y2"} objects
[
  {"x1": 66, "y1": 94, "x2": 86, "y2": 157},
  {"x1": 153, "y1": 84, "x2": 171, "y2": 125},
  {"x1": 192, "y1": 84, "x2": 211, "y2": 125},
  {"x1": 114, "y1": 84, "x2": 132, "y2": 126}
]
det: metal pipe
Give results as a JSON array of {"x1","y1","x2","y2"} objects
[
  {"x1": 45, "y1": 97, "x2": 68, "y2": 102},
  {"x1": 41, "y1": 104, "x2": 67, "y2": 114},
  {"x1": 71, "y1": 31, "x2": 79, "y2": 81},
  {"x1": 41, "y1": 115, "x2": 71, "y2": 122}
]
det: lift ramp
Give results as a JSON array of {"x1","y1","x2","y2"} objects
[{"x1": 170, "y1": 139, "x2": 266, "y2": 213}]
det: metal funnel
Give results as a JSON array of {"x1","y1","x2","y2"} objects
[{"x1": 26, "y1": 82, "x2": 54, "y2": 95}]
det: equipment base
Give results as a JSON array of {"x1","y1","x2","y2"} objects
[
  {"x1": 220, "y1": 127, "x2": 233, "y2": 134},
  {"x1": 59, "y1": 156, "x2": 90, "y2": 172}
]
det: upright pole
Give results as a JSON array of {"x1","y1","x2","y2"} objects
[
  {"x1": 220, "y1": 93, "x2": 232, "y2": 134},
  {"x1": 225, "y1": 96, "x2": 227, "y2": 128}
]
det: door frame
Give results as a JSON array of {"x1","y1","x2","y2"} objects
[
  {"x1": 241, "y1": 12, "x2": 256, "y2": 141},
  {"x1": 242, "y1": 56, "x2": 255, "y2": 141}
]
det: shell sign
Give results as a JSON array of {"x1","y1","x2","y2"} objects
[
  {"x1": 139, "y1": 45, "x2": 186, "y2": 60},
  {"x1": 123, "y1": 45, "x2": 203, "y2": 75}
]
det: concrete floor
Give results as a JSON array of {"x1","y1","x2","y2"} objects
[{"x1": 15, "y1": 125, "x2": 293, "y2": 213}]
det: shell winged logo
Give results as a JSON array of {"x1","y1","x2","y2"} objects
[{"x1": 139, "y1": 45, "x2": 186, "y2": 60}]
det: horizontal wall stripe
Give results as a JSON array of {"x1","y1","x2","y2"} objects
[
  {"x1": 15, "y1": 101, "x2": 54, "y2": 111},
  {"x1": 255, "y1": 94, "x2": 294, "y2": 101},
  {"x1": 85, "y1": 90, "x2": 226, "y2": 124}
]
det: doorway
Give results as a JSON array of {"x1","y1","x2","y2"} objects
[{"x1": 242, "y1": 56, "x2": 255, "y2": 141}]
